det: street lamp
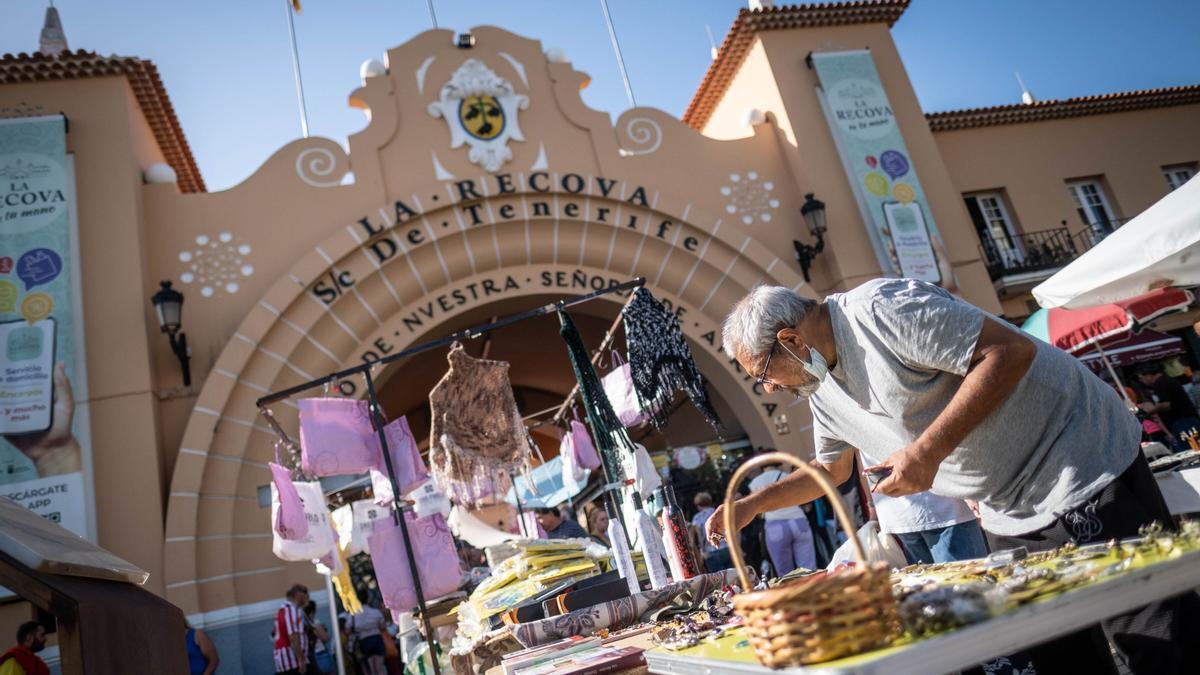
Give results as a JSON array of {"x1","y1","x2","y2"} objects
[
  {"x1": 793, "y1": 193, "x2": 827, "y2": 283},
  {"x1": 151, "y1": 280, "x2": 191, "y2": 387}
]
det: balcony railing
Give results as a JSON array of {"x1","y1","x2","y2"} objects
[{"x1": 979, "y1": 218, "x2": 1132, "y2": 282}]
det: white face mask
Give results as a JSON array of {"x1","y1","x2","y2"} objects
[{"x1": 779, "y1": 342, "x2": 828, "y2": 399}]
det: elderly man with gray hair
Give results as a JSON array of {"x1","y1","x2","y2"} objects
[{"x1": 706, "y1": 277, "x2": 1199, "y2": 674}]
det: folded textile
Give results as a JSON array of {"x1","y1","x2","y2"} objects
[{"x1": 509, "y1": 568, "x2": 744, "y2": 648}]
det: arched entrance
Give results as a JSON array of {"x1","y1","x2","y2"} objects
[{"x1": 162, "y1": 186, "x2": 808, "y2": 619}]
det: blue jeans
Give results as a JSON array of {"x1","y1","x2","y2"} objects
[{"x1": 893, "y1": 520, "x2": 988, "y2": 564}]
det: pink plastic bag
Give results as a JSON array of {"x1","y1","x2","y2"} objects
[
  {"x1": 602, "y1": 352, "x2": 650, "y2": 428},
  {"x1": 370, "y1": 416, "x2": 430, "y2": 505},
  {"x1": 270, "y1": 462, "x2": 309, "y2": 540},
  {"x1": 299, "y1": 398, "x2": 381, "y2": 476},
  {"x1": 567, "y1": 412, "x2": 601, "y2": 471},
  {"x1": 368, "y1": 512, "x2": 463, "y2": 611}
]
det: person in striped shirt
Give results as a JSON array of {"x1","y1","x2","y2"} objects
[{"x1": 273, "y1": 584, "x2": 310, "y2": 674}]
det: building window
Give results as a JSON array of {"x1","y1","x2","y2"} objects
[
  {"x1": 1066, "y1": 179, "x2": 1117, "y2": 235},
  {"x1": 964, "y1": 191, "x2": 1021, "y2": 266},
  {"x1": 1164, "y1": 164, "x2": 1196, "y2": 191}
]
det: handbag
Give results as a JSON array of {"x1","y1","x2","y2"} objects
[
  {"x1": 370, "y1": 415, "x2": 430, "y2": 505},
  {"x1": 601, "y1": 351, "x2": 650, "y2": 428},
  {"x1": 272, "y1": 480, "x2": 335, "y2": 561},
  {"x1": 351, "y1": 499, "x2": 391, "y2": 556},
  {"x1": 560, "y1": 425, "x2": 585, "y2": 490},
  {"x1": 368, "y1": 512, "x2": 463, "y2": 612},
  {"x1": 270, "y1": 462, "x2": 309, "y2": 540},
  {"x1": 567, "y1": 410, "x2": 601, "y2": 470},
  {"x1": 299, "y1": 397, "x2": 381, "y2": 477}
]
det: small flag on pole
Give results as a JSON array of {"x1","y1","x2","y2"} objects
[{"x1": 291, "y1": 0, "x2": 302, "y2": 13}]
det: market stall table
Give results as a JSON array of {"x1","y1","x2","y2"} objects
[{"x1": 646, "y1": 547, "x2": 1200, "y2": 675}]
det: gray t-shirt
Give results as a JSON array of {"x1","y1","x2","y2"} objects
[{"x1": 810, "y1": 278, "x2": 1138, "y2": 536}]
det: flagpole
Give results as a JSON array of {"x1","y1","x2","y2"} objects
[
  {"x1": 425, "y1": 0, "x2": 439, "y2": 29},
  {"x1": 599, "y1": 0, "x2": 636, "y2": 108},
  {"x1": 285, "y1": 0, "x2": 310, "y2": 138}
]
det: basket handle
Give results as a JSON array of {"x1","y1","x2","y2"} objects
[{"x1": 723, "y1": 452, "x2": 868, "y2": 590}]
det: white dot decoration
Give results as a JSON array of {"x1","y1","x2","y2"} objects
[
  {"x1": 720, "y1": 170, "x2": 780, "y2": 227},
  {"x1": 177, "y1": 231, "x2": 255, "y2": 298}
]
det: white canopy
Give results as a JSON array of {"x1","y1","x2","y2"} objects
[{"x1": 1032, "y1": 175, "x2": 1200, "y2": 309}]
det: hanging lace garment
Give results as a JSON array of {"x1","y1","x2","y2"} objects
[
  {"x1": 428, "y1": 342, "x2": 532, "y2": 505},
  {"x1": 622, "y1": 288, "x2": 722, "y2": 433},
  {"x1": 558, "y1": 310, "x2": 635, "y2": 484}
]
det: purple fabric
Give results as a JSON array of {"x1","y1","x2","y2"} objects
[
  {"x1": 602, "y1": 354, "x2": 649, "y2": 428},
  {"x1": 270, "y1": 462, "x2": 309, "y2": 540},
  {"x1": 368, "y1": 512, "x2": 463, "y2": 612},
  {"x1": 765, "y1": 517, "x2": 816, "y2": 575},
  {"x1": 567, "y1": 418, "x2": 601, "y2": 470},
  {"x1": 299, "y1": 398, "x2": 381, "y2": 477},
  {"x1": 370, "y1": 416, "x2": 430, "y2": 505}
]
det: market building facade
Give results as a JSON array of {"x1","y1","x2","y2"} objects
[{"x1": 0, "y1": 1, "x2": 1198, "y2": 671}]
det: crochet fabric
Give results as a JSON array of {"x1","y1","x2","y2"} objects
[
  {"x1": 428, "y1": 342, "x2": 532, "y2": 504},
  {"x1": 558, "y1": 310, "x2": 636, "y2": 484},
  {"x1": 622, "y1": 288, "x2": 722, "y2": 433}
]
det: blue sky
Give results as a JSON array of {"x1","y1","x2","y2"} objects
[{"x1": 3, "y1": 1, "x2": 1198, "y2": 191}]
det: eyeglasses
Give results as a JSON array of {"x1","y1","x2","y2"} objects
[{"x1": 755, "y1": 340, "x2": 778, "y2": 387}]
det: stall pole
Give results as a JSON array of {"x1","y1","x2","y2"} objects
[
  {"x1": 510, "y1": 471, "x2": 528, "y2": 538},
  {"x1": 1095, "y1": 343, "x2": 1136, "y2": 408},
  {"x1": 364, "y1": 368, "x2": 441, "y2": 675},
  {"x1": 323, "y1": 572, "x2": 347, "y2": 675}
]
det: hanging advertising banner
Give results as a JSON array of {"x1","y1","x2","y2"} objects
[
  {"x1": 0, "y1": 115, "x2": 93, "y2": 541},
  {"x1": 811, "y1": 50, "x2": 947, "y2": 284}
]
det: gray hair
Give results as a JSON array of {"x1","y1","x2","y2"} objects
[{"x1": 722, "y1": 286, "x2": 817, "y2": 358}]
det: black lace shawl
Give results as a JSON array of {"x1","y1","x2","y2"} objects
[{"x1": 622, "y1": 288, "x2": 722, "y2": 433}]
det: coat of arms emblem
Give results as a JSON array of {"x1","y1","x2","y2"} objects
[{"x1": 428, "y1": 59, "x2": 529, "y2": 172}]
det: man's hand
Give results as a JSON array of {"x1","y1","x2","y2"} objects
[
  {"x1": 867, "y1": 442, "x2": 944, "y2": 497},
  {"x1": 704, "y1": 501, "x2": 755, "y2": 547}
]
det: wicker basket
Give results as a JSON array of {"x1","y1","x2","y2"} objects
[{"x1": 723, "y1": 452, "x2": 900, "y2": 667}]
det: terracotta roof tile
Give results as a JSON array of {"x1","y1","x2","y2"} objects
[
  {"x1": 0, "y1": 49, "x2": 205, "y2": 193},
  {"x1": 683, "y1": 1, "x2": 910, "y2": 130},
  {"x1": 926, "y1": 84, "x2": 1200, "y2": 132}
]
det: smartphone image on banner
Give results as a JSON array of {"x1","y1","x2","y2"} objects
[
  {"x1": 0, "y1": 317, "x2": 57, "y2": 435},
  {"x1": 881, "y1": 201, "x2": 942, "y2": 285}
]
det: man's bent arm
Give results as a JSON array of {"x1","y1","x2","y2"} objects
[{"x1": 918, "y1": 317, "x2": 1036, "y2": 459}]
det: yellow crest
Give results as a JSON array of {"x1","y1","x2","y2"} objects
[{"x1": 458, "y1": 95, "x2": 505, "y2": 141}]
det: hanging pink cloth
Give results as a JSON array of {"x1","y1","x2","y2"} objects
[
  {"x1": 371, "y1": 416, "x2": 430, "y2": 505},
  {"x1": 299, "y1": 398, "x2": 381, "y2": 477},
  {"x1": 568, "y1": 410, "x2": 601, "y2": 470},
  {"x1": 270, "y1": 462, "x2": 309, "y2": 540},
  {"x1": 368, "y1": 512, "x2": 463, "y2": 611}
]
